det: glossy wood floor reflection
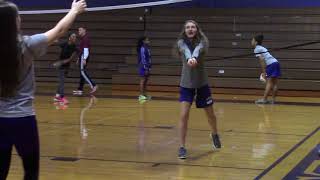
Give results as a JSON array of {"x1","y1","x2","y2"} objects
[{"x1": 6, "y1": 92, "x2": 320, "y2": 180}]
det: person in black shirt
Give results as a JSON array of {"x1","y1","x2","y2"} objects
[{"x1": 53, "y1": 32, "x2": 78, "y2": 104}]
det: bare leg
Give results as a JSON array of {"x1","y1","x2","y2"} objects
[
  {"x1": 139, "y1": 78, "x2": 146, "y2": 96},
  {"x1": 179, "y1": 102, "x2": 192, "y2": 147},
  {"x1": 263, "y1": 78, "x2": 275, "y2": 101},
  {"x1": 271, "y1": 78, "x2": 278, "y2": 102},
  {"x1": 204, "y1": 105, "x2": 218, "y2": 134},
  {"x1": 204, "y1": 105, "x2": 221, "y2": 149},
  {"x1": 143, "y1": 76, "x2": 149, "y2": 96}
]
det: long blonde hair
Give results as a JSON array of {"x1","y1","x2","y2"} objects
[{"x1": 177, "y1": 20, "x2": 209, "y2": 52}]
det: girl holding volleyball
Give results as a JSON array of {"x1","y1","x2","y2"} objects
[
  {"x1": 176, "y1": 20, "x2": 221, "y2": 159},
  {"x1": 252, "y1": 34, "x2": 281, "y2": 104}
]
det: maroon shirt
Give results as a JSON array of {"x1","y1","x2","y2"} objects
[{"x1": 79, "y1": 34, "x2": 90, "y2": 57}]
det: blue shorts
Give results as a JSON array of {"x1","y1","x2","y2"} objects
[
  {"x1": 179, "y1": 85, "x2": 214, "y2": 108},
  {"x1": 139, "y1": 68, "x2": 150, "y2": 77},
  {"x1": 266, "y1": 62, "x2": 281, "y2": 78}
]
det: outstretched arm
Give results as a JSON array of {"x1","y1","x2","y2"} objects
[
  {"x1": 44, "y1": 0, "x2": 87, "y2": 45},
  {"x1": 177, "y1": 40, "x2": 192, "y2": 61}
]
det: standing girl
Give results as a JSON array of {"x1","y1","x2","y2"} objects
[
  {"x1": 252, "y1": 34, "x2": 281, "y2": 104},
  {"x1": 0, "y1": 1, "x2": 86, "y2": 179},
  {"x1": 137, "y1": 36, "x2": 152, "y2": 102},
  {"x1": 176, "y1": 20, "x2": 221, "y2": 159},
  {"x1": 53, "y1": 32, "x2": 78, "y2": 104}
]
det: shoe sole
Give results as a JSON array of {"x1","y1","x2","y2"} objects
[
  {"x1": 210, "y1": 134, "x2": 221, "y2": 150},
  {"x1": 255, "y1": 102, "x2": 268, "y2": 104},
  {"x1": 178, "y1": 155, "x2": 186, "y2": 159},
  {"x1": 73, "y1": 91, "x2": 83, "y2": 95}
]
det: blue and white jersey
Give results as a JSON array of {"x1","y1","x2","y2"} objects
[{"x1": 254, "y1": 45, "x2": 278, "y2": 65}]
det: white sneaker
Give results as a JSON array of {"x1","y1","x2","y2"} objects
[
  {"x1": 255, "y1": 99, "x2": 268, "y2": 104},
  {"x1": 73, "y1": 90, "x2": 83, "y2": 95}
]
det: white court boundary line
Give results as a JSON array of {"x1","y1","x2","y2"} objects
[{"x1": 19, "y1": 0, "x2": 192, "y2": 15}]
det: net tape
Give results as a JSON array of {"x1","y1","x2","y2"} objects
[{"x1": 18, "y1": 0, "x2": 192, "y2": 15}]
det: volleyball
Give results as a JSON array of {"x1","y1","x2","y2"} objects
[{"x1": 259, "y1": 73, "x2": 266, "y2": 83}]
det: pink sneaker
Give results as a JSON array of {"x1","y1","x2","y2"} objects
[{"x1": 60, "y1": 97, "x2": 69, "y2": 104}]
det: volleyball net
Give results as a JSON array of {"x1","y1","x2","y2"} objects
[{"x1": 18, "y1": 0, "x2": 192, "y2": 15}]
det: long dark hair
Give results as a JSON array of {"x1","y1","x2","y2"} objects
[
  {"x1": 254, "y1": 34, "x2": 264, "y2": 45},
  {"x1": 136, "y1": 36, "x2": 148, "y2": 53},
  {"x1": 0, "y1": 1, "x2": 21, "y2": 98},
  {"x1": 177, "y1": 20, "x2": 209, "y2": 52}
]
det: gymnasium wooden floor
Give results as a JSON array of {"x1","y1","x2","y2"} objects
[{"x1": 6, "y1": 87, "x2": 320, "y2": 180}]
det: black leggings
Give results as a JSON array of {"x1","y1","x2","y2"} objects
[{"x1": 0, "y1": 116, "x2": 39, "y2": 180}]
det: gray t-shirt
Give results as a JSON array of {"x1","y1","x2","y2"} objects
[
  {"x1": 177, "y1": 39, "x2": 208, "y2": 88},
  {"x1": 0, "y1": 34, "x2": 47, "y2": 118}
]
